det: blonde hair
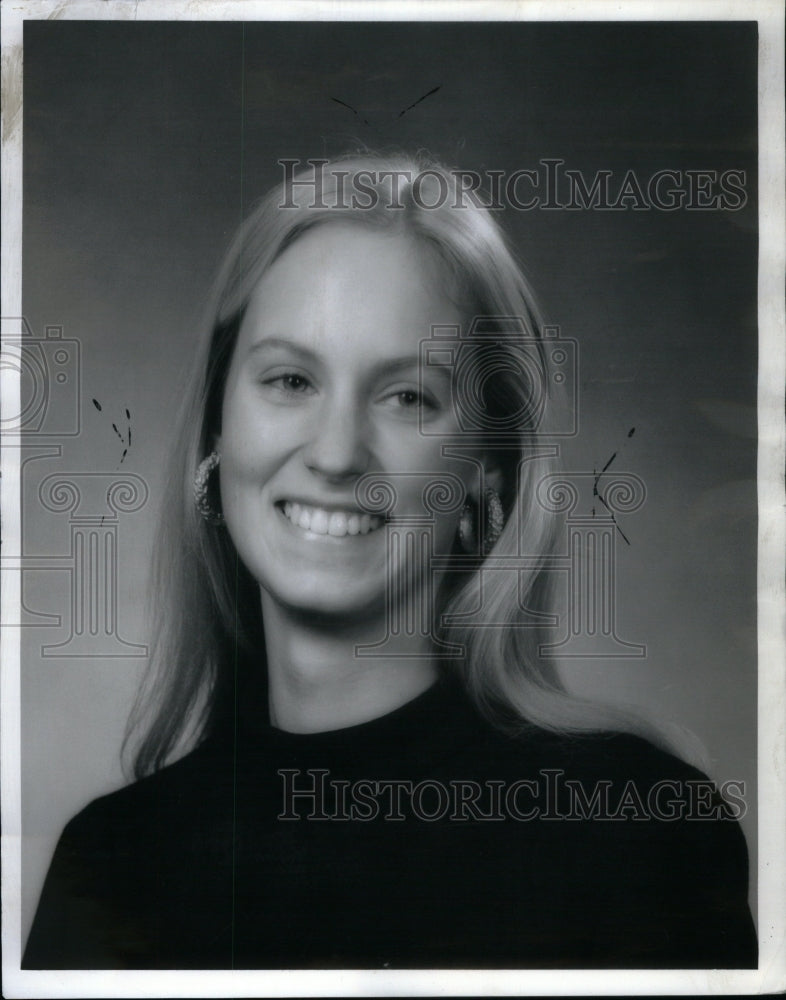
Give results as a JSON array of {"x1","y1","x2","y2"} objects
[{"x1": 125, "y1": 153, "x2": 684, "y2": 779}]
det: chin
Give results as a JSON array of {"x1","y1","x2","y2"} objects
[
  {"x1": 271, "y1": 591, "x2": 388, "y2": 624},
  {"x1": 260, "y1": 570, "x2": 388, "y2": 621}
]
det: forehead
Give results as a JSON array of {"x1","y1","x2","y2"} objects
[{"x1": 236, "y1": 223, "x2": 465, "y2": 359}]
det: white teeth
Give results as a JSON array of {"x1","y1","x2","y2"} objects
[
  {"x1": 280, "y1": 502, "x2": 382, "y2": 537},
  {"x1": 328, "y1": 512, "x2": 347, "y2": 536},
  {"x1": 310, "y1": 509, "x2": 329, "y2": 534}
]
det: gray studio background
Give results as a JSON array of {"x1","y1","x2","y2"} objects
[{"x1": 20, "y1": 20, "x2": 758, "y2": 940}]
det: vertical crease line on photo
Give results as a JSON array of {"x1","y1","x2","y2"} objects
[
  {"x1": 231, "y1": 545, "x2": 241, "y2": 972},
  {"x1": 230, "y1": 21, "x2": 246, "y2": 972}
]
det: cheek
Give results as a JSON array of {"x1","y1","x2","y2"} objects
[
  {"x1": 430, "y1": 510, "x2": 462, "y2": 556},
  {"x1": 219, "y1": 388, "x2": 298, "y2": 487},
  {"x1": 387, "y1": 441, "x2": 475, "y2": 501},
  {"x1": 382, "y1": 432, "x2": 466, "y2": 477},
  {"x1": 217, "y1": 432, "x2": 281, "y2": 527},
  {"x1": 380, "y1": 442, "x2": 470, "y2": 548}
]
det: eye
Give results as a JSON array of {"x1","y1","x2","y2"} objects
[
  {"x1": 395, "y1": 390, "x2": 424, "y2": 408},
  {"x1": 380, "y1": 383, "x2": 442, "y2": 420},
  {"x1": 262, "y1": 372, "x2": 315, "y2": 396},
  {"x1": 379, "y1": 386, "x2": 440, "y2": 418}
]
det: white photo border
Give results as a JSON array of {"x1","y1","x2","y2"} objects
[{"x1": 2, "y1": 0, "x2": 784, "y2": 996}]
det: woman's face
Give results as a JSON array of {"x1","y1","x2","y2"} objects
[{"x1": 217, "y1": 222, "x2": 479, "y2": 620}]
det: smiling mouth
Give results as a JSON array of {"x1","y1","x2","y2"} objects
[{"x1": 278, "y1": 501, "x2": 385, "y2": 537}]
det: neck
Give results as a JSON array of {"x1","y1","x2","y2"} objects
[{"x1": 260, "y1": 591, "x2": 438, "y2": 733}]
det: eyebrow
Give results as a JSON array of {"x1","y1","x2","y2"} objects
[
  {"x1": 245, "y1": 338, "x2": 314, "y2": 360},
  {"x1": 244, "y1": 337, "x2": 453, "y2": 383}
]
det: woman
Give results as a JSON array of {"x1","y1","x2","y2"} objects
[{"x1": 23, "y1": 154, "x2": 756, "y2": 969}]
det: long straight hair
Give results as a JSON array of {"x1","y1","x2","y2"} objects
[{"x1": 125, "y1": 153, "x2": 690, "y2": 779}]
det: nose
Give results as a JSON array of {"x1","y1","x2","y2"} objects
[{"x1": 303, "y1": 392, "x2": 371, "y2": 482}]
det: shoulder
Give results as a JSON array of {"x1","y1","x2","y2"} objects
[
  {"x1": 455, "y1": 722, "x2": 750, "y2": 850},
  {"x1": 457, "y1": 725, "x2": 756, "y2": 967},
  {"x1": 60, "y1": 736, "x2": 229, "y2": 848},
  {"x1": 479, "y1": 722, "x2": 753, "y2": 888},
  {"x1": 24, "y1": 737, "x2": 233, "y2": 969},
  {"x1": 460, "y1": 717, "x2": 715, "y2": 786}
]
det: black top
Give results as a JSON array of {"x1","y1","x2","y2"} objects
[{"x1": 23, "y1": 674, "x2": 757, "y2": 969}]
